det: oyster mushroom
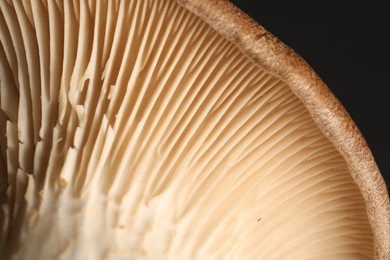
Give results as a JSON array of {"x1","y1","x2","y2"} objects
[{"x1": 0, "y1": 0, "x2": 389, "y2": 259}]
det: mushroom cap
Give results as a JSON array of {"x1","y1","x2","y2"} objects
[
  {"x1": 0, "y1": 0, "x2": 389, "y2": 259},
  {"x1": 180, "y1": 0, "x2": 390, "y2": 256}
]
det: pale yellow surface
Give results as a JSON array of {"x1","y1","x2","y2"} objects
[{"x1": 0, "y1": 0, "x2": 373, "y2": 259}]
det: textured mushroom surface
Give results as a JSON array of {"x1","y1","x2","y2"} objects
[{"x1": 0, "y1": 0, "x2": 387, "y2": 259}]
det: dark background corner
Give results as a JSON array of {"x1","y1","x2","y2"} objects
[{"x1": 231, "y1": 0, "x2": 390, "y2": 193}]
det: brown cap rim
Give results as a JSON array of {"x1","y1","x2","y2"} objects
[{"x1": 177, "y1": 0, "x2": 390, "y2": 258}]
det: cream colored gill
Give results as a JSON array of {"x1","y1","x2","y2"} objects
[{"x1": 0, "y1": 0, "x2": 373, "y2": 259}]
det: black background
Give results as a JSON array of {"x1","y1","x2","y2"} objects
[{"x1": 231, "y1": 1, "x2": 389, "y2": 192}]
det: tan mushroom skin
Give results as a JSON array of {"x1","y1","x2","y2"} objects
[{"x1": 0, "y1": 0, "x2": 389, "y2": 259}]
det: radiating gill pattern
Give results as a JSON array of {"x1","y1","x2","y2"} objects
[{"x1": 0, "y1": 0, "x2": 373, "y2": 259}]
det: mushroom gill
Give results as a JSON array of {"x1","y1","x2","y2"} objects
[{"x1": 0, "y1": 0, "x2": 388, "y2": 259}]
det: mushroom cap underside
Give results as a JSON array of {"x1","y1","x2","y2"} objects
[{"x1": 0, "y1": 0, "x2": 389, "y2": 259}]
